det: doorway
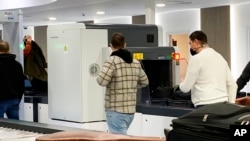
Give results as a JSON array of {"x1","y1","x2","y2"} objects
[{"x1": 170, "y1": 34, "x2": 189, "y2": 82}]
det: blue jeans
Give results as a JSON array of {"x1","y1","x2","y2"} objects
[
  {"x1": 0, "y1": 99, "x2": 20, "y2": 120},
  {"x1": 106, "y1": 110, "x2": 134, "y2": 135}
]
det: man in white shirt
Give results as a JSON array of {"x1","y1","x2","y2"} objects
[{"x1": 179, "y1": 30, "x2": 237, "y2": 107}]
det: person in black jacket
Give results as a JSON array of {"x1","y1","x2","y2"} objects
[
  {"x1": 236, "y1": 61, "x2": 250, "y2": 92},
  {"x1": 23, "y1": 35, "x2": 48, "y2": 92},
  {"x1": 0, "y1": 40, "x2": 25, "y2": 119}
]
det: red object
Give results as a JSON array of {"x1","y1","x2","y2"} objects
[{"x1": 172, "y1": 52, "x2": 180, "y2": 60}]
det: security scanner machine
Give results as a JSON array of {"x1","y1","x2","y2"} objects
[
  {"x1": 46, "y1": 23, "x2": 163, "y2": 131},
  {"x1": 126, "y1": 47, "x2": 194, "y2": 137},
  {"x1": 127, "y1": 47, "x2": 180, "y2": 104},
  {"x1": 0, "y1": 22, "x2": 192, "y2": 137},
  {"x1": 101, "y1": 46, "x2": 193, "y2": 137},
  {"x1": 84, "y1": 23, "x2": 162, "y2": 47},
  {"x1": 14, "y1": 23, "x2": 193, "y2": 137},
  {"x1": 47, "y1": 23, "x2": 107, "y2": 128},
  {"x1": 126, "y1": 47, "x2": 193, "y2": 108}
]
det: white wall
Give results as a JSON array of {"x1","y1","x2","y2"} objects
[
  {"x1": 231, "y1": 3, "x2": 250, "y2": 92},
  {"x1": 23, "y1": 26, "x2": 34, "y2": 39},
  {"x1": 94, "y1": 16, "x2": 132, "y2": 24},
  {"x1": 25, "y1": 5, "x2": 250, "y2": 91},
  {"x1": 0, "y1": 24, "x2": 2, "y2": 39},
  {"x1": 155, "y1": 7, "x2": 250, "y2": 92},
  {"x1": 93, "y1": 9, "x2": 201, "y2": 48},
  {"x1": 156, "y1": 9, "x2": 200, "y2": 46}
]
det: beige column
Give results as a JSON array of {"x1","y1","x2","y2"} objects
[{"x1": 145, "y1": 0, "x2": 155, "y2": 24}]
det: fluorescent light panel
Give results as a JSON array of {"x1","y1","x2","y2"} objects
[{"x1": 96, "y1": 11, "x2": 105, "y2": 15}]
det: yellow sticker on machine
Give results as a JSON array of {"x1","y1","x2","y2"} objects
[{"x1": 133, "y1": 53, "x2": 144, "y2": 60}]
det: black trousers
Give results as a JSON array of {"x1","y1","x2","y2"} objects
[{"x1": 31, "y1": 77, "x2": 48, "y2": 91}]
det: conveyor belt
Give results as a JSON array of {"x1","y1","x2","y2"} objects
[
  {"x1": 136, "y1": 104, "x2": 194, "y2": 117},
  {"x1": 0, "y1": 126, "x2": 43, "y2": 141},
  {"x1": 0, "y1": 118, "x2": 88, "y2": 134}
]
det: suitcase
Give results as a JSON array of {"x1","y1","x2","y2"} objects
[{"x1": 167, "y1": 102, "x2": 250, "y2": 141}]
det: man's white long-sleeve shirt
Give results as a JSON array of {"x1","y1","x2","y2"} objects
[{"x1": 179, "y1": 47, "x2": 237, "y2": 107}]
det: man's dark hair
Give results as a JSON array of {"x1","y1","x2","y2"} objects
[
  {"x1": 110, "y1": 32, "x2": 125, "y2": 49},
  {"x1": 0, "y1": 40, "x2": 10, "y2": 53},
  {"x1": 189, "y1": 31, "x2": 208, "y2": 45}
]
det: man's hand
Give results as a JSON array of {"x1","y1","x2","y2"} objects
[
  {"x1": 173, "y1": 85, "x2": 180, "y2": 93},
  {"x1": 236, "y1": 96, "x2": 250, "y2": 106}
]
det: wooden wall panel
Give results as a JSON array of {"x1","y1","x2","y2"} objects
[
  {"x1": 34, "y1": 26, "x2": 48, "y2": 61},
  {"x1": 201, "y1": 6, "x2": 231, "y2": 67},
  {"x1": 132, "y1": 15, "x2": 146, "y2": 24}
]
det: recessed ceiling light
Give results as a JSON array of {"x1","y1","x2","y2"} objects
[
  {"x1": 96, "y1": 11, "x2": 105, "y2": 15},
  {"x1": 166, "y1": 1, "x2": 192, "y2": 5},
  {"x1": 49, "y1": 17, "x2": 57, "y2": 21},
  {"x1": 156, "y1": 3, "x2": 166, "y2": 7}
]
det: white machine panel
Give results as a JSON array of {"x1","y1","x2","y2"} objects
[
  {"x1": 23, "y1": 103, "x2": 33, "y2": 122},
  {"x1": 38, "y1": 103, "x2": 49, "y2": 124},
  {"x1": 47, "y1": 23, "x2": 107, "y2": 123},
  {"x1": 127, "y1": 113, "x2": 143, "y2": 136},
  {"x1": 142, "y1": 114, "x2": 175, "y2": 137}
]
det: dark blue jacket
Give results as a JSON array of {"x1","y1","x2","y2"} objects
[
  {"x1": 237, "y1": 61, "x2": 250, "y2": 92},
  {"x1": 0, "y1": 54, "x2": 25, "y2": 101}
]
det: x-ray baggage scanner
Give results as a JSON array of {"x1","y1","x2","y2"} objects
[
  {"x1": 47, "y1": 23, "x2": 163, "y2": 125},
  {"x1": 47, "y1": 22, "x2": 187, "y2": 137},
  {"x1": 47, "y1": 23, "x2": 107, "y2": 124},
  {"x1": 101, "y1": 47, "x2": 182, "y2": 137},
  {"x1": 127, "y1": 47, "x2": 180, "y2": 105},
  {"x1": 84, "y1": 23, "x2": 162, "y2": 47},
  {"x1": 102, "y1": 47, "x2": 181, "y2": 106}
]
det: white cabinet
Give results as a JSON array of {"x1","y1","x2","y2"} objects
[
  {"x1": 47, "y1": 24, "x2": 107, "y2": 123},
  {"x1": 142, "y1": 114, "x2": 176, "y2": 137},
  {"x1": 38, "y1": 103, "x2": 49, "y2": 123},
  {"x1": 128, "y1": 112, "x2": 176, "y2": 137},
  {"x1": 82, "y1": 122, "x2": 108, "y2": 132},
  {"x1": 127, "y1": 113, "x2": 143, "y2": 136},
  {"x1": 23, "y1": 103, "x2": 33, "y2": 122},
  {"x1": 23, "y1": 96, "x2": 49, "y2": 124}
]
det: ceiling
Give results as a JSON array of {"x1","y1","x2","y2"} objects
[{"x1": 4, "y1": 0, "x2": 250, "y2": 26}]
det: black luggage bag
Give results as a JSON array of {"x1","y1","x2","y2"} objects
[
  {"x1": 155, "y1": 86, "x2": 194, "y2": 108},
  {"x1": 167, "y1": 102, "x2": 250, "y2": 141}
]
